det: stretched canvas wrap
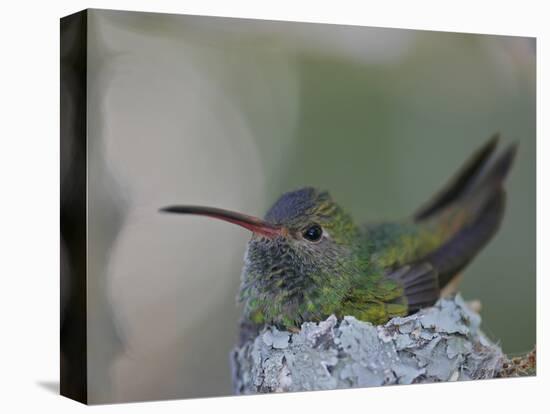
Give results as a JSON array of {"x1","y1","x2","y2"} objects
[{"x1": 60, "y1": 9, "x2": 536, "y2": 405}]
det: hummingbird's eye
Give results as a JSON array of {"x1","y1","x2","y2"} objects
[{"x1": 302, "y1": 224, "x2": 323, "y2": 242}]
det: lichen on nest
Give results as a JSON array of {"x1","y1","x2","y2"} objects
[{"x1": 231, "y1": 294, "x2": 511, "y2": 394}]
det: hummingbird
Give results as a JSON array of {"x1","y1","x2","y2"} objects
[{"x1": 160, "y1": 135, "x2": 517, "y2": 334}]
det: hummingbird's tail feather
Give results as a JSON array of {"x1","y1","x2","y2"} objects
[
  {"x1": 414, "y1": 133, "x2": 500, "y2": 221},
  {"x1": 421, "y1": 141, "x2": 518, "y2": 289}
]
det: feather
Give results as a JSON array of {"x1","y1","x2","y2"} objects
[
  {"x1": 414, "y1": 134, "x2": 500, "y2": 221},
  {"x1": 387, "y1": 263, "x2": 440, "y2": 312},
  {"x1": 416, "y1": 140, "x2": 518, "y2": 288}
]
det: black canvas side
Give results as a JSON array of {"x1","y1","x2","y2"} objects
[{"x1": 60, "y1": 9, "x2": 88, "y2": 404}]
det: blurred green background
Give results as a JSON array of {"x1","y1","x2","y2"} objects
[{"x1": 85, "y1": 9, "x2": 535, "y2": 403}]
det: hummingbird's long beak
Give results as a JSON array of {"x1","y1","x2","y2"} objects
[{"x1": 159, "y1": 205, "x2": 283, "y2": 238}]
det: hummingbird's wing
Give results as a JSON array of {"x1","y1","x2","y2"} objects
[
  {"x1": 370, "y1": 135, "x2": 517, "y2": 313},
  {"x1": 414, "y1": 133, "x2": 500, "y2": 221},
  {"x1": 415, "y1": 138, "x2": 517, "y2": 289},
  {"x1": 387, "y1": 262, "x2": 440, "y2": 312}
]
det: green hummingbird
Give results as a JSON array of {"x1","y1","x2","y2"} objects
[{"x1": 160, "y1": 135, "x2": 517, "y2": 334}]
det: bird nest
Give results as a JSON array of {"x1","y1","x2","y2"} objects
[{"x1": 231, "y1": 294, "x2": 531, "y2": 394}]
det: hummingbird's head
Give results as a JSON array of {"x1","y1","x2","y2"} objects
[{"x1": 159, "y1": 187, "x2": 361, "y2": 329}]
